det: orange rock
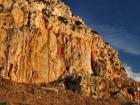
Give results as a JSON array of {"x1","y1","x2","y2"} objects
[
  {"x1": 0, "y1": 0, "x2": 127, "y2": 84},
  {"x1": 0, "y1": 0, "x2": 139, "y2": 104}
]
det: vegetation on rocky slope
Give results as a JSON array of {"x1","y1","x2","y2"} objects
[{"x1": 0, "y1": 0, "x2": 140, "y2": 104}]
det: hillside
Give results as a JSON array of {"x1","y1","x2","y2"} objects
[
  {"x1": 0, "y1": 77, "x2": 139, "y2": 105},
  {"x1": 0, "y1": 0, "x2": 140, "y2": 104}
]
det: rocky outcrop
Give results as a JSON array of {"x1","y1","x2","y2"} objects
[
  {"x1": 0, "y1": 0, "x2": 139, "y2": 104},
  {"x1": 0, "y1": 0, "x2": 127, "y2": 83}
]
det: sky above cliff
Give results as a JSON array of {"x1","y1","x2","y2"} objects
[{"x1": 63, "y1": 0, "x2": 140, "y2": 81}]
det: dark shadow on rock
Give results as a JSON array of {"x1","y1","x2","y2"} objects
[{"x1": 64, "y1": 75, "x2": 82, "y2": 93}]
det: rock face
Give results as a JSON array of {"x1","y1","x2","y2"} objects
[
  {"x1": 0, "y1": 0, "x2": 127, "y2": 83},
  {"x1": 0, "y1": 0, "x2": 140, "y2": 104}
]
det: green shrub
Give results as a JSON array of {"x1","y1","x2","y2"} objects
[
  {"x1": 64, "y1": 76, "x2": 82, "y2": 93},
  {"x1": 0, "y1": 102, "x2": 7, "y2": 105},
  {"x1": 127, "y1": 87, "x2": 135, "y2": 96},
  {"x1": 75, "y1": 20, "x2": 82, "y2": 26},
  {"x1": 74, "y1": 20, "x2": 82, "y2": 29},
  {"x1": 109, "y1": 81, "x2": 116, "y2": 88},
  {"x1": 42, "y1": 9, "x2": 52, "y2": 18},
  {"x1": 58, "y1": 16, "x2": 68, "y2": 25},
  {"x1": 131, "y1": 81, "x2": 137, "y2": 90}
]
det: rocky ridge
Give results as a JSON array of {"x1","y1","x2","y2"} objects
[{"x1": 0, "y1": 0, "x2": 140, "y2": 104}]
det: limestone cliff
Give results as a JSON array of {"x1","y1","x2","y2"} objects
[{"x1": 0, "y1": 0, "x2": 139, "y2": 104}]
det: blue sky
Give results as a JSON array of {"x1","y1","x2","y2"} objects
[{"x1": 63, "y1": 0, "x2": 140, "y2": 81}]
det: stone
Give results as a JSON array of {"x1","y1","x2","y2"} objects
[{"x1": 0, "y1": 0, "x2": 139, "y2": 104}]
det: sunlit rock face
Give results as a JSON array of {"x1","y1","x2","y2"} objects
[
  {"x1": 0, "y1": 0, "x2": 127, "y2": 84},
  {"x1": 1, "y1": 0, "x2": 140, "y2": 104}
]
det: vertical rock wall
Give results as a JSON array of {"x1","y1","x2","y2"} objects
[{"x1": 0, "y1": 0, "x2": 127, "y2": 84}]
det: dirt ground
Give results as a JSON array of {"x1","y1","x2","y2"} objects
[{"x1": 0, "y1": 77, "x2": 138, "y2": 105}]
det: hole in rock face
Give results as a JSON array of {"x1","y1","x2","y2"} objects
[
  {"x1": 66, "y1": 66, "x2": 69, "y2": 71},
  {"x1": 75, "y1": 20, "x2": 82, "y2": 26},
  {"x1": 0, "y1": 64, "x2": 3, "y2": 70},
  {"x1": 9, "y1": 64, "x2": 13, "y2": 71},
  {"x1": 110, "y1": 91, "x2": 120, "y2": 97},
  {"x1": 0, "y1": 4, "x2": 4, "y2": 10},
  {"x1": 3, "y1": 23, "x2": 6, "y2": 26},
  {"x1": 8, "y1": 64, "x2": 13, "y2": 77},
  {"x1": 64, "y1": 76, "x2": 82, "y2": 93},
  {"x1": 74, "y1": 20, "x2": 82, "y2": 30}
]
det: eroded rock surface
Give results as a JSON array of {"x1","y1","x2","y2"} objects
[
  {"x1": 0, "y1": 0, "x2": 139, "y2": 104},
  {"x1": 0, "y1": 0, "x2": 126, "y2": 83}
]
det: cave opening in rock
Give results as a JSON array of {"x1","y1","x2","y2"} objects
[{"x1": 64, "y1": 75, "x2": 82, "y2": 93}]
